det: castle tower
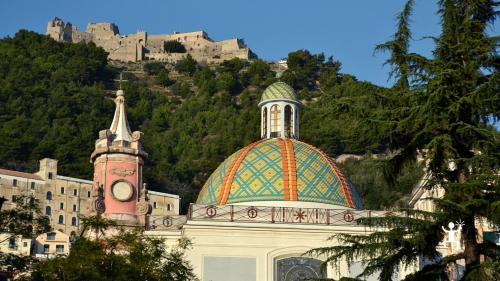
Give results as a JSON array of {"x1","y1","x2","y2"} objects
[
  {"x1": 90, "y1": 89, "x2": 149, "y2": 226},
  {"x1": 258, "y1": 82, "x2": 302, "y2": 139}
]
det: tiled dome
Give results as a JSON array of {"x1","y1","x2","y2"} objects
[
  {"x1": 259, "y1": 82, "x2": 299, "y2": 104},
  {"x1": 196, "y1": 138, "x2": 363, "y2": 209}
]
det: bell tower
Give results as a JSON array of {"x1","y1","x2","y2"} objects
[{"x1": 90, "y1": 89, "x2": 149, "y2": 226}]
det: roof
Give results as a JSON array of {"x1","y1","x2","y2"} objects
[
  {"x1": 196, "y1": 138, "x2": 363, "y2": 209},
  {"x1": 259, "y1": 82, "x2": 300, "y2": 104},
  {"x1": 0, "y1": 168, "x2": 43, "y2": 181}
]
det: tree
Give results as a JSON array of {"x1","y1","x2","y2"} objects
[
  {"x1": 175, "y1": 54, "x2": 198, "y2": 76},
  {"x1": 30, "y1": 231, "x2": 197, "y2": 281},
  {"x1": 78, "y1": 215, "x2": 117, "y2": 240},
  {"x1": 157, "y1": 69, "x2": 174, "y2": 87},
  {"x1": 0, "y1": 195, "x2": 50, "y2": 274},
  {"x1": 309, "y1": 1, "x2": 500, "y2": 280},
  {"x1": 144, "y1": 61, "x2": 165, "y2": 75}
]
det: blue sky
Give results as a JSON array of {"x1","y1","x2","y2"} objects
[{"x1": 0, "y1": 1, "x2": 497, "y2": 87}]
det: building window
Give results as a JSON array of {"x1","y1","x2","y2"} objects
[
  {"x1": 167, "y1": 204, "x2": 171, "y2": 211},
  {"x1": 8, "y1": 237, "x2": 16, "y2": 249},
  {"x1": 47, "y1": 232, "x2": 56, "y2": 240},
  {"x1": 31, "y1": 182, "x2": 35, "y2": 189},
  {"x1": 71, "y1": 217, "x2": 77, "y2": 226},
  {"x1": 45, "y1": 206, "x2": 52, "y2": 216},
  {"x1": 23, "y1": 241, "x2": 28, "y2": 247},
  {"x1": 46, "y1": 191, "x2": 52, "y2": 200},
  {"x1": 59, "y1": 202, "x2": 64, "y2": 210},
  {"x1": 87, "y1": 191, "x2": 91, "y2": 198},
  {"x1": 12, "y1": 179, "x2": 17, "y2": 186},
  {"x1": 153, "y1": 202, "x2": 157, "y2": 209},
  {"x1": 48, "y1": 172, "x2": 53, "y2": 180},
  {"x1": 43, "y1": 244, "x2": 50, "y2": 253},
  {"x1": 270, "y1": 104, "x2": 281, "y2": 137},
  {"x1": 73, "y1": 204, "x2": 77, "y2": 212},
  {"x1": 60, "y1": 187, "x2": 64, "y2": 194},
  {"x1": 58, "y1": 215, "x2": 64, "y2": 224},
  {"x1": 73, "y1": 189, "x2": 78, "y2": 196},
  {"x1": 262, "y1": 107, "x2": 267, "y2": 138},
  {"x1": 284, "y1": 105, "x2": 292, "y2": 138},
  {"x1": 12, "y1": 195, "x2": 17, "y2": 203},
  {"x1": 56, "y1": 245, "x2": 64, "y2": 253}
]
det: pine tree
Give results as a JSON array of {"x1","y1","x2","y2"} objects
[{"x1": 309, "y1": 1, "x2": 500, "y2": 280}]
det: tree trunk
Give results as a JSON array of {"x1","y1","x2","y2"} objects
[{"x1": 462, "y1": 215, "x2": 480, "y2": 271}]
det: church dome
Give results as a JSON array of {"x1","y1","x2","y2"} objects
[
  {"x1": 196, "y1": 138, "x2": 363, "y2": 209},
  {"x1": 259, "y1": 82, "x2": 299, "y2": 105}
]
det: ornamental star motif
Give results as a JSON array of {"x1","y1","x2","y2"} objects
[{"x1": 294, "y1": 210, "x2": 307, "y2": 222}]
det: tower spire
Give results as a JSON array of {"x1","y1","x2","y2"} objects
[{"x1": 109, "y1": 89, "x2": 132, "y2": 142}]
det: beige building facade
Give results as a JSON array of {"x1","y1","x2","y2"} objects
[
  {"x1": 34, "y1": 230, "x2": 69, "y2": 258},
  {"x1": 0, "y1": 158, "x2": 180, "y2": 237},
  {"x1": 47, "y1": 17, "x2": 256, "y2": 63}
]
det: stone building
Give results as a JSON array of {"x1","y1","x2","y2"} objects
[{"x1": 47, "y1": 17, "x2": 256, "y2": 63}]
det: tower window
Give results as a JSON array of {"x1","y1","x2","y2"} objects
[
  {"x1": 45, "y1": 206, "x2": 52, "y2": 216},
  {"x1": 59, "y1": 202, "x2": 64, "y2": 210},
  {"x1": 48, "y1": 172, "x2": 53, "y2": 180},
  {"x1": 71, "y1": 217, "x2": 77, "y2": 226},
  {"x1": 46, "y1": 191, "x2": 52, "y2": 200},
  {"x1": 153, "y1": 202, "x2": 157, "y2": 209},
  {"x1": 73, "y1": 204, "x2": 77, "y2": 212},
  {"x1": 73, "y1": 189, "x2": 78, "y2": 196},
  {"x1": 60, "y1": 187, "x2": 64, "y2": 194},
  {"x1": 31, "y1": 182, "x2": 35, "y2": 189},
  {"x1": 262, "y1": 107, "x2": 268, "y2": 138},
  {"x1": 87, "y1": 191, "x2": 91, "y2": 198},
  {"x1": 58, "y1": 215, "x2": 64, "y2": 224},
  {"x1": 284, "y1": 105, "x2": 292, "y2": 138},
  {"x1": 270, "y1": 104, "x2": 281, "y2": 137},
  {"x1": 12, "y1": 179, "x2": 17, "y2": 186}
]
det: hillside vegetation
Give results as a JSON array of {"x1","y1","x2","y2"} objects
[{"x1": 0, "y1": 31, "x2": 422, "y2": 211}]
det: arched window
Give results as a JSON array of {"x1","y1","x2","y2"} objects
[
  {"x1": 58, "y1": 215, "x2": 64, "y2": 224},
  {"x1": 45, "y1": 206, "x2": 52, "y2": 216},
  {"x1": 59, "y1": 202, "x2": 64, "y2": 210},
  {"x1": 270, "y1": 104, "x2": 281, "y2": 137},
  {"x1": 262, "y1": 107, "x2": 268, "y2": 138},
  {"x1": 275, "y1": 257, "x2": 325, "y2": 280},
  {"x1": 46, "y1": 191, "x2": 52, "y2": 200},
  {"x1": 71, "y1": 217, "x2": 77, "y2": 226},
  {"x1": 284, "y1": 105, "x2": 292, "y2": 138}
]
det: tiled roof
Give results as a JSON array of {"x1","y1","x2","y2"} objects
[{"x1": 196, "y1": 138, "x2": 363, "y2": 209}]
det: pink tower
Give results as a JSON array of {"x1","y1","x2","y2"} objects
[{"x1": 90, "y1": 89, "x2": 149, "y2": 226}]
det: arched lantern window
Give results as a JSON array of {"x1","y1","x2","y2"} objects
[
  {"x1": 262, "y1": 107, "x2": 268, "y2": 138},
  {"x1": 284, "y1": 105, "x2": 292, "y2": 138},
  {"x1": 270, "y1": 104, "x2": 281, "y2": 137}
]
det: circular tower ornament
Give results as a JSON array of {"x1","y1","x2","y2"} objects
[{"x1": 111, "y1": 181, "x2": 134, "y2": 201}]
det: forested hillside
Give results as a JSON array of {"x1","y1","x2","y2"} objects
[{"x1": 0, "y1": 30, "x2": 422, "y2": 211}]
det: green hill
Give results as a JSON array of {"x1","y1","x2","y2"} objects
[{"x1": 0, "y1": 31, "x2": 422, "y2": 211}]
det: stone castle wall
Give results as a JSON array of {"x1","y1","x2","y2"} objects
[{"x1": 47, "y1": 17, "x2": 256, "y2": 63}]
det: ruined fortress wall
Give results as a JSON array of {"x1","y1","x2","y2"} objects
[{"x1": 46, "y1": 18, "x2": 255, "y2": 63}]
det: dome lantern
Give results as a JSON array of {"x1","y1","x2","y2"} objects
[{"x1": 259, "y1": 82, "x2": 302, "y2": 139}]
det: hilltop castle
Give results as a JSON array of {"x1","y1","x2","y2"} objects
[{"x1": 47, "y1": 17, "x2": 256, "y2": 63}]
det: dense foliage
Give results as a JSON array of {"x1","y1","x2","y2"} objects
[
  {"x1": 310, "y1": 0, "x2": 500, "y2": 280},
  {"x1": 0, "y1": 30, "x2": 421, "y2": 212},
  {"x1": 0, "y1": 196, "x2": 50, "y2": 275},
  {"x1": 30, "y1": 217, "x2": 196, "y2": 281}
]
